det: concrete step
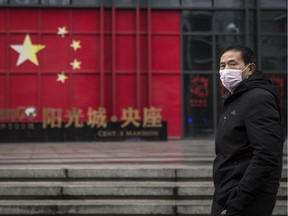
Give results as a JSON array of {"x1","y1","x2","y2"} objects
[
  {"x1": 0, "y1": 181, "x2": 286, "y2": 198},
  {"x1": 0, "y1": 166, "x2": 286, "y2": 215},
  {"x1": 0, "y1": 199, "x2": 286, "y2": 215},
  {"x1": 0, "y1": 166, "x2": 286, "y2": 180}
]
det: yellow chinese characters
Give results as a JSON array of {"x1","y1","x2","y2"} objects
[
  {"x1": 64, "y1": 108, "x2": 84, "y2": 128},
  {"x1": 120, "y1": 107, "x2": 141, "y2": 128},
  {"x1": 87, "y1": 107, "x2": 107, "y2": 128},
  {"x1": 120, "y1": 107, "x2": 163, "y2": 128},
  {"x1": 24, "y1": 106, "x2": 163, "y2": 129},
  {"x1": 42, "y1": 108, "x2": 62, "y2": 128},
  {"x1": 143, "y1": 107, "x2": 162, "y2": 127}
]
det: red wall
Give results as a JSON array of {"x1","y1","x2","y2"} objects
[{"x1": 0, "y1": 8, "x2": 181, "y2": 138}]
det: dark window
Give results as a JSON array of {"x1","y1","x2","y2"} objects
[
  {"x1": 261, "y1": 11, "x2": 287, "y2": 33},
  {"x1": 182, "y1": 0, "x2": 212, "y2": 7},
  {"x1": 114, "y1": 0, "x2": 137, "y2": 8},
  {"x1": 183, "y1": 74, "x2": 214, "y2": 137},
  {"x1": 214, "y1": 0, "x2": 244, "y2": 8},
  {"x1": 260, "y1": 0, "x2": 287, "y2": 9},
  {"x1": 10, "y1": 0, "x2": 38, "y2": 4},
  {"x1": 182, "y1": 11, "x2": 212, "y2": 32},
  {"x1": 261, "y1": 36, "x2": 287, "y2": 71},
  {"x1": 149, "y1": 0, "x2": 180, "y2": 8},
  {"x1": 183, "y1": 36, "x2": 212, "y2": 71},
  {"x1": 72, "y1": 0, "x2": 100, "y2": 6},
  {"x1": 214, "y1": 12, "x2": 244, "y2": 34}
]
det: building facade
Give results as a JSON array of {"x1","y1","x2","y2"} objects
[{"x1": 0, "y1": 0, "x2": 286, "y2": 140}]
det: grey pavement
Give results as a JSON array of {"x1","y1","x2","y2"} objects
[
  {"x1": 0, "y1": 138, "x2": 286, "y2": 170},
  {"x1": 0, "y1": 139, "x2": 217, "y2": 167},
  {"x1": 0, "y1": 139, "x2": 286, "y2": 216}
]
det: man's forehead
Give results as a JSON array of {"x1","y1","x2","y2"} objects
[{"x1": 220, "y1": 50, "x2": 242, "y2": 63}]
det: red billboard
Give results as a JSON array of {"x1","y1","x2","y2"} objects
[{"x1": 0, "y1": 8, "x2": 181, "y2": 139}]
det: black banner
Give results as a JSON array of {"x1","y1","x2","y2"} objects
[{"x1": 0, "y1": 121, "x2": 167, "y2": 142}]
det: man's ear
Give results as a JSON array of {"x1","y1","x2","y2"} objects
[{"x1": 249, "y1": 63, "x2": 256, "y2": 74}]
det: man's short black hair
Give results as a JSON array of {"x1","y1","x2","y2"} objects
[{"x1": 221, "y1": 45, "x2": 256, "y2": 65}]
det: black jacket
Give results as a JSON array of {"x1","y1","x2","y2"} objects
[{"x1": 211, "y1": 71, "x2": 284, "y2": 215}]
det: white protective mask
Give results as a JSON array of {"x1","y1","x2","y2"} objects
[{"x1": 219, "y1": 64, "x2": 250, "y2": 93}]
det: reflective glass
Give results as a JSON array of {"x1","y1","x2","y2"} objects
[
  {"x1": 149, "y1": 0, "x2": 180, "y2": 7},
  {"x1": 10, "y1": 0, "x2": 38, "y2": 4},
  {"x1": 260, "y1": 0, "x2": 287, "y2": 8},
  {"x1": 139, "y1": 0, "x2": 147, "y2": 8},
  {"x1": 114, "y1": 0, "x2": 136, "y2": 7},
  {"x1": 182, "y1": 11, "x2": 212, "y2": 32},
  {"x1": 266, "y1": 74, "x2": 287, "y2": 132},
  {"x1": 41, "y1": 0, "x2": 69, "y2": 5},
  {"x1": 103, "y1": 0, "x2": 112, "y2": 7},
  {"x1": 0, "y1": 0, "x2": 8, "y2": 4},
  {"x1": 183, "y1": 36, "x2": 212, "y2": 71},
  {"x1": 182, "y1": 0, "x2": 212, "y2": 7},
  {"x1": 214, "y1": 12, "x2": 244, "y2": 33},
  {"x1": 249, "y1": 11, "x2": 256, "y2": 35},
  {"x1": 183, "y1": 74, "x2": 214, "y2": 137},
  {"x1": 248, "y1": 0, "x2": 256, "y2": 8},
  {"x1": 72, "y1": 0, "x2": 100, "y2": 6},
  {"x1": 261, "y1": 11, "x2": 287, "y2": 33},
  {"x1": 248, "y1": 35, "x2": 257, "y2": 55},
  {"x1": 261, "y1": 36, "x2": 287, "y2": 71},
  {"x1": 214, "y1": 0, "x2": 243, "y2": 8}
]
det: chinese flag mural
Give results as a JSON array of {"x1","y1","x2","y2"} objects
[{"x1": 0, "y1": 8, "x2": 181, "y2": 138}]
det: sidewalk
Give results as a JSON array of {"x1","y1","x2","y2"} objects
[
  {"x1": 0, "y1": 139, "x2": 286, "y2": 216},
  {"x1": 0, "y1": 139, "x2": 215, "y2": 167}
]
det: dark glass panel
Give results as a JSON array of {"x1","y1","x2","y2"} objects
[
  {"x1": 182, "y1": 0, "x2": 212, "y2": 7},
  {"x1": 183, "y1": 74, "x2": 214, "y2": 137},
  {"x1": 214, "y1": 0, "x2": 244, "y2": 8},
  {"x1": 72, "y1": 0, "x2": 100, "y2": 6},
  {"x1": 0, "y1": 0, "x2": 8, "y2": 4},
  {"x1": 182, "y1": 11, "x2": 212, "y2": 32},
  {"x1": 183, "y1": 35, "x2": 212, "y2": 71},
  {"x1": 260, "y1": 0, "x2": 287, "y2": 9},
  {"x1": 266, "y1": 74, "x2": 287, "y2": 133},
  {"x1": 149, "y1": 0, "x2": 180, "y2": 7},
  {"x1": 261, "y1": 36, "x2": 287, "y2": 71},
  {"x1": 261, "y1": 11, "x2": 287, "y2": 33},
  {"x1": 114, "y1": 0, "x2": 136, "y2": 7},
  {"x1": 214, "y1": 12, "x2": 244, "y2": 33},
  {"x1": 10, "y1": 0, "x2": 38, "y2": 4}
]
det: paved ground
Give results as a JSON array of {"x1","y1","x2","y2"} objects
[
  {"x1": 0, "y1": 139, "x2": 216, "y2": 167},
  {"x1": 0, "y1": 138, "x2": 286, "y2": 168}
]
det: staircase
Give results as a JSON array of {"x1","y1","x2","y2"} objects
[{"x1": 0, "y1": 165, "x2": 286, "y2": 215}]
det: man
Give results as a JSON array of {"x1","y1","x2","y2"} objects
[{"x1": 211, "y1": 45, "x2": 284, "y2": 216}]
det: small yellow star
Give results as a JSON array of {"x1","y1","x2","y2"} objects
[
  {"x1": 70, "y1": 59, "x2": 82, "y2": 70},
  {"x1": 70, "y1": 40, "x2": 81, "y2": 51},
  {"x1": 57, "y1": 26, "x2": 68, "y2": 38},
  {"x1": 10, "y1": 34, "x2": 45, "y2": 66},
  {"x1": 57, "y1": 72, "x2": 68, "y2": 83}
]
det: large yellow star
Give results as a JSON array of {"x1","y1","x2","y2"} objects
[
  {"x1": 70, "y1": 59, "x2": 82, "y2": 70},
  {"x1": 10, "y1": 34, "x2": 45, "y2": 66}
]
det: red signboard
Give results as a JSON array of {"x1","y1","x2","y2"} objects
[{"x1": 0, "y1": 7, "x2": 181, "y2": 138}]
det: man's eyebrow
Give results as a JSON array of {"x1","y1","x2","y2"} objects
[
  {"x1": 220, "y1": 59, "x2": 236, "y2": 65},
  {"x1": 227, "y1": 59, "x2": 237, "y2": 63}
]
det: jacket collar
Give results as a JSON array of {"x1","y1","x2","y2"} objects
[{"x1": 222, "y1": 71, "x2": 279, "y2": 103}]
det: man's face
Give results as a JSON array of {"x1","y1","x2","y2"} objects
[{"x1": 219, "y1": 50, "x2": 251, "y2": 80}]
